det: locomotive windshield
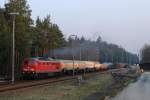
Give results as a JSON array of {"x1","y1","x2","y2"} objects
[{"x1": 38, "y1": 57, "x2": 50, "y2": 61}]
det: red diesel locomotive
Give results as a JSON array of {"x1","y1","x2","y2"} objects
[{"x1": 21, "y1": 57, "x2": 106, "y2": 78}]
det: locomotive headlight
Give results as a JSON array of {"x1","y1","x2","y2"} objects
[{"x1": 30, "y1": 68, "x2": 35, "y2": 71}]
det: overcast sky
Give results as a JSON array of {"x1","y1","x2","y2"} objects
[{"x1": 1, "y1": 0, "x2": 150, "y2": 54}]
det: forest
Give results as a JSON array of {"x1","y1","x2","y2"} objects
[{"x1": 0, "y1": 0, "x2": 138, "y2": 77}]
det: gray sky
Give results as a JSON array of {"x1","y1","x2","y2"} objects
[{"x1": 1, "y1": 0, "x2": 150, "y2": 54}]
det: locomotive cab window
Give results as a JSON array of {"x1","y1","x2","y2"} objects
[{"x1": 39, "y1": 57, "x2": 50, "y2": 61}]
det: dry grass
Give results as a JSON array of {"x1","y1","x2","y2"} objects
[{"x1": 0, "y1": 74, "x2": 113, "y2": 100}]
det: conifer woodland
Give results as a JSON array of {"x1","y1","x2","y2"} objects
[{"x1": 0, "y1": 0, "x2": 138, "y2": 78}]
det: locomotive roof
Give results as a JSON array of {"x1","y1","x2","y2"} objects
[{"x1": 27, "y1": 57, "x2": 54, "y2": 61}]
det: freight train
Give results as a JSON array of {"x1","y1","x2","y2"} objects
[{"x1": 21, "y1": 57, "x2": 127, "y2": 79}]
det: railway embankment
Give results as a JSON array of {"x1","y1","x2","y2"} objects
[
  {"x1": 85, "y1": 67, "x2": 141, "y2": 100},
  {"x1": 0, "y1": 67, "x2": 141, "y2": 100}
]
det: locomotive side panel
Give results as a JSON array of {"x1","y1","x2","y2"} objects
[{"x1": 35, "y1": 61, "x2": 62, "y2": 73}]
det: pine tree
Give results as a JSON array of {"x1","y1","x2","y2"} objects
[
  {"x1": 2, "y1": 0, "x2": 33, "y2": 77},
  {"x1": 33, "y1": 15, "x2": 65, "y2": 56},
  {"x1": 5, "y1": 0, "x2": 33, "y2": 51}
]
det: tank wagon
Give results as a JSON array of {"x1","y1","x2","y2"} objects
[{"x1": 21, "y1": 57, "x2": 105, "y2": 78}]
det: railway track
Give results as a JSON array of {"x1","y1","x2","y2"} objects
[
  {"x1": 0, "y1": 69, "x2": 123, "y2": 93},
  {"x1": 0, "y1": 76, "x2": 76, "y2": 93}
]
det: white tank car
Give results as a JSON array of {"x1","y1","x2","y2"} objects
[{"x1": 57, "y1": 60, "x2": 101, "y2": 71}]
